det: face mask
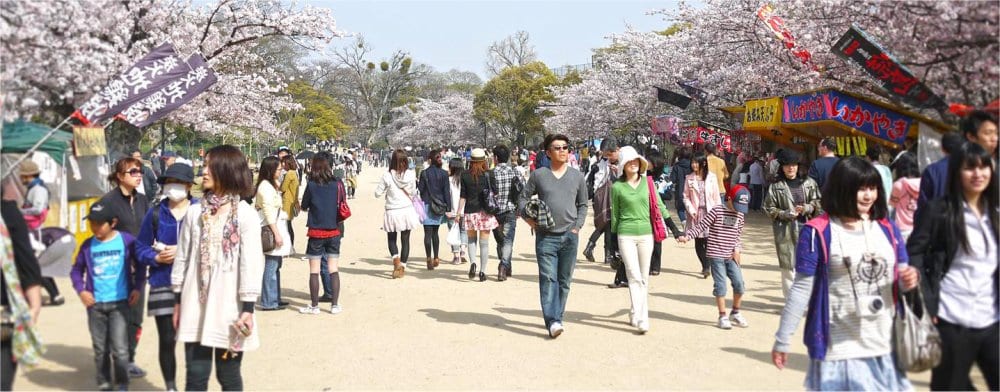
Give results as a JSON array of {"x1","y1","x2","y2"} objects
[{"x1": 163, "y1": 183, "x2": 188, "y2": 202}]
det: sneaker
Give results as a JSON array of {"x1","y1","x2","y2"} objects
[
  {"x1": 299, "y1": 305, "x2": 321, "y2": 315},
  {"x1": 717, "y1": 315, "x2": 733, "y2": 330},
  {"x1": 549, "y1": 322, "x2": 564, "y2": 338},
  {"x1": 97, "y1": 382, "x2": 112, "y2": 391},
  {"x1": 330, "y1": 304, "x2": 343, "y2": 315},
  {"x1": 637, "y1": 320, "x2": 649, "y2": 334},
  {"x1": 127, "y1": 362, "x2": 146, "y2": 378},
  {"x1": 729, "y1": 313, "x2": 749, "y2": 328}
]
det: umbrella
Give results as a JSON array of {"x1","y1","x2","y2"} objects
[{"x1": 296, "y1": 150, "x2": 316, "y2": 159}]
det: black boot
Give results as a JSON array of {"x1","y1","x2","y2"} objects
[{"x1": 583, "y1": 241, "x2": 597, "y2": 263}]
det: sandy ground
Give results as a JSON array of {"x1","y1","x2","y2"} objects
[{"x1": 15, "y1": 164, "x2": 976, "y2": 391}]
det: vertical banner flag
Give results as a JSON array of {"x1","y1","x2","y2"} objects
[
  {"x1": 119, "y1": 53, "x2": 218, "y2": 128},
  {"x1": 832, "y1": 24, "x2": 946, "y2": 109},
  {"x1": 73, "y1": 43, "x2": 187, "y2": 125},
  {"x1": 755, "y1": 3, "x2": 819, "y2": 72}
]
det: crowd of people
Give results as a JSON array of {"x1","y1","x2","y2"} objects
[{"x1": 0, "y1": 109, "x2": 997, "y2": 391}]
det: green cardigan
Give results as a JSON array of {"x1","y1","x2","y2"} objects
[{"x1": 611, "y1": 177, "x2": 670, "y2": 236}]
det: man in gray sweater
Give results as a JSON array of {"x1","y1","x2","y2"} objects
[{"x1": 519, "y1": 133, "x2": 589, "y2": 339}]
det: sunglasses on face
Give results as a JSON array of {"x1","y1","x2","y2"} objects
[
  {"x1": 549, "y1": 145, "x2": 570, "y2": 151},
  {"x1": 125, "y1": 168, "x2": 142, "y2": 176}
]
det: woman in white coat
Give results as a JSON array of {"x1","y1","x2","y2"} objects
[
  {"x1": 171, "y1": 145, "x2": 264, "y2": 391},
  {"x1": 254, "y1": 156, "x2": 291, "y2": 310},
  {"x1": 374, "y1": 149, "x2": 422, "y2": 279}
]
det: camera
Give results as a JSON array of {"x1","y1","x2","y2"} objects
[{"x1": 857, "y1": 295, "x2": 885, "y2": 317}]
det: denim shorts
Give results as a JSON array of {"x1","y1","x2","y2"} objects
[
  {"x1": 306, "y1": 236, "x2": 341, "y2": 258},
  {"x1": 709, "y1": 258, "x2": 745, "y2": 297}
]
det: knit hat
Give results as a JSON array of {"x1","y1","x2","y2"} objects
[{"x1": 616, "y1": 146, "x2": 649, "y2": 175}]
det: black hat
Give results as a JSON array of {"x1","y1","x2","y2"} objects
[
  {"x1": 158, "y1": 163, "x2": 195, "y2": 184},
  {"x1": 84, "y1": 201, "x2": 117, "y2": 223},
  {"x1": 776, "y1": 149, "x2": 801, "y2": 165}
]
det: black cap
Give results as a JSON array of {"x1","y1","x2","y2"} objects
[
  {"x1": 84, "y1": 201, "x2": 117, "y2": 223},
  {"x1": 158, "y1": 163, "x2": 195, "y2": 184},
  {"x1": 777, "y1": 149, "x2": 801, "y2": 165}
]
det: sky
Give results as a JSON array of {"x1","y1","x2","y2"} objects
[{"x1": 310, "y1": 0, "x2": 682, "y2": 78}]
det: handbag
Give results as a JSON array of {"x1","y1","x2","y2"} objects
[
  {"x1": 646, "y1": 176, "x2": 668, "y2": 242},
  {"x1": 392, "y1": 175, "x2": 425, "y2": 221},
  {"x1": 260, "y1": 206, "x2": 280, "y2": 253},
  {"x1": 338, "y1": 180, "x2": 351, "y2": 221},
  {"x1": 894, "y1": 287, "x2": 942, "y2": 372},
  {"x1": 480, "y1": 172, "x2": 501, "y2": 215}
]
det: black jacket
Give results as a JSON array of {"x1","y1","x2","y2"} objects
[
  {"x1": 671, "y1": 159, "x2": 692, "y2": 209},
  {"x1": 418, "y1": 166, "x2": 451, "y2": 211},
  {"x1": 99, "y1": 187, "x2": 149, "y2": 236},
  {"x1": 907, "y1": 198, "x2": 999, "y2": 318}
]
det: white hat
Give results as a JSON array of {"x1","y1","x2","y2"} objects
[{"x1": 616, "y1": 146, "x2": 649, "y2": 175}]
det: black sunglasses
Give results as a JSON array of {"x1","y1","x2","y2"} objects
[
  {"x1": 125, "y1": 168, "x2": 142, "y2": 176},
  {"x1": 549, "y1": 145, "x2": 571, "y2": 151}
]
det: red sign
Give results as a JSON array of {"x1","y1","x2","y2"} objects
[{"x1": 756, "y1": 3, "x2": 818, "y2": 72}]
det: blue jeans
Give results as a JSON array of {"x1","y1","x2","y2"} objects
[
  {"x1": 535, "y1": 231, "x2": 579, "y2": 328},
  {"x1": 260, "y1": 255, "x2": 282, "y2": 308},
  {"x1": 320, "y1": 256, "x2": 333, "y2": 297},
  {"x1": 87, "y1": 300, "x2": 130, "y2": 388},
  {"x1": 709, "y1": 258, "x2": 745, "y2": 297},
  {"x1": 492, "y1": 212, "x2": 517, "y2": 270}
]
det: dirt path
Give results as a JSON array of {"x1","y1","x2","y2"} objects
[{"x1": 16, "y1": 164, "x2": 942, "y2": 391}]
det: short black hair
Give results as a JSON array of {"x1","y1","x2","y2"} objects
[
  {"x1": 821, "y1": 156, "x2": 888, "y2": 220},
  {"x1": 704, "y1": 143, "x2": 717, "y2": 155},
  {"x1": 960, "y1": 110, "x2": 998, "y2": 140},
  {"x1": 865, "y1": 144, "x2": 882, "y2": 162},
  {"x1": 492, "y1": 144, "x2": 510, "y2": 163},
  {"x1": 941, "y1": 132, "x2": 965, "y2": 154},
  {"x1": 543, "y1": 134, "x2": 570, "y2": 151},
  {"x1": 601, "y1": 136, "x2": 619, "y2": 152},
  {"x1": 820, "y1": 137, "x2": 837, "y2": 151}
]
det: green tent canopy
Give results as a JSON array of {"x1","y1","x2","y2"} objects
[{"x1": 1, "y1": 120, "x2": 74, "y2": 165}]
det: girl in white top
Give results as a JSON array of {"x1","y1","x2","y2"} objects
[
  {"x1": 254, "y1": 156, "x2": 290, "y2": 311},
  {"x1": 374, "y1": 149, "x2": 422, "y2": 279},
  {"x1": 447, "y1": 158, "x2": 468, "y2": 264},
  {"x1": 171, "y1": 145, "x2": 264, "y2": 390}
]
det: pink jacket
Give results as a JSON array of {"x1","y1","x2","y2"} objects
[
  {"x1": 682, "y1": 171, "x2": 721, "y2": 233},
  {"x1": 890, "y1": 177, "x2": 920, "y2": 233}
]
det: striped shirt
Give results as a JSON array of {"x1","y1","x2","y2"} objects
[{"x1": 685, "y1": 205, "x2": 744, "y2": 259}]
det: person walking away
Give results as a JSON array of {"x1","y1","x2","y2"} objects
[
  {"x1": 764, "y1": 149, "x2": 821, "y2": 299},
  {"x1": 17, "y1": 161, "x2": 61, "y2": 306},
  {"x1": 907, "y1": 143, "x2": 998, "y2": 391},
  {"x1": 418, "y1": 150, "x2": 451, "y2": 270},
  {"x1": 374, "y1": 150, "x2": 422, "y2": 279},
  {"x1": 71, "y1": 201, "x2": 145, "y2": 391},
  {"x1": 679, "y1": 185, "x2": 752, "y2": 329},
  {"x1": 99, "y1": 157, "x2": 149, "y2": 378},
  {"x1": 671, "y1": 148, "x2": 692, "y2": 223},
  {"x1": 610, "y1": 147, "x2": 676, "y2": 333},
  {"x1": 705, "y1": 143, "x2": 729, "y2": 202},
  {"x1": 171, "y1": 145, "x2": 264, "y2": 391},
  {"x1": 749, "y1": 157, "x2": 765, "y2": 211},
  {"x1": 518, "y1": 134, "x2": 589, "y2": 339},
  {"x1": 134, "y1": 163, "x2": 197, "y2": 391},
  {"x1": 807, "y1": 137, "x2": 839, "y2": 192},
  {"x1": 771, "y1": 156, "x2": 919, "y2": 390},
  {"x1": 446, "y1": 158, "x2": 469, "y2": 264},
  {"x1": 888, "y1": 152, "x2": 920, "y2": 241},
  {"x1": 1, "y1": 176, "x2": 44, "y2": 391},
  {"x1": 299, "y1": 153, "x2": 347, "y2": 315},
  {"x1": 683, "y1": 154, "x2": 722, "y2": 278},
  {"x1": 583, "y1": 137, "x2": 620, "y2": 265},
  {"x1": 644, "y1": 151, "x2": 683, "y2": 276},
  {"x1": 255, "y1": 157, "x2": 291, "y2": 311},
  {"x1": 489, "y1": 145, "x2": 523, "y2": 281},
  {"x1": 458, "y1": 149, "x2": 500, "y2": 282}
]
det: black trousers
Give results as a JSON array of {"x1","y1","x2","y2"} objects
[
  {"x1": 185, "y1": 343, "x2": 243, "y2": 391},
  {"x1": 694, "y1": 238, "x2": 709, "y2": 272},
  {"x1": 931, "y1": 320, "x2": 999, "y2": 391},
  {"x1": 1, "y1": 340, "x2": 14, "y2": 391}
]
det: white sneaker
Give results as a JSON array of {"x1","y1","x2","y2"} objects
[
  {"x1": 299, "y1": 305, "x2": 320, "y2": 315},
  {"x1": 549, "y1": 322, "x2": 564, "y2": 338},
  {"x1": 637, "y1": 320, "x2": 649, "y2": 334},
  {"x1": 330, "y1": 304, "x2": 343, "y2": 315},
  {"x1": 718, "y1": 315, "x2": 733, "y2": 330},
  {"x1": 729, "y1": 312, "x2": 749, "y2": 328}
]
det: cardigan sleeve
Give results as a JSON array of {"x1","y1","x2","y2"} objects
[
  {"x1": 238, "y1": 204, "x2": 264, "y2": 302},
  {"x1": 256, "y1": 183, "x2": 280, "y2": 225},
  {"x1": 171, "y1": 207, "x2": 196, "y2": 293}
]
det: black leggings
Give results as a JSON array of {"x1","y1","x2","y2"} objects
[
  {"x1": 387, "y1": 230, "x2": 411, "y2": 262},
  {"x1": 41, "y1": 277, "x2": 60, "y2": 298},
  {"x1": 2, "y1": 341, "x2": 15, "y2": 391},
  {"x1": 184, "y1": 343, "x2": 243, "y2": 391},
  {"x1": 423, "y1": 225, "x2": 441, "y2": 259},
  {"x1": 694, "y1": 238, "x2": 709, "y2": 272},
  {"x1": 154, "y1": 315, "x2": 177, "y2": 387}
]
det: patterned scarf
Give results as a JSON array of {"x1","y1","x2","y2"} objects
[
  {"x1": 0, "y1": 217, "x2": 44, "y2": 366},
  {"x1": 198, "y1": 192, "x2": 240, "y2": 304}
]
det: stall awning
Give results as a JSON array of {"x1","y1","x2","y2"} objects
[{"x1": 2, "y1": 120, "x2": 74, "y2": 165}]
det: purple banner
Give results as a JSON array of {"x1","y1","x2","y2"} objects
[
  {"x1": 782, "y1": 90, "x2": 912, "y2": 145},
  {"x1": 76, "y1": 43, "x2": 186, "y2": 125},
  {"x1": 120, "y1": 53, "x2": 217, "y2": 128}
]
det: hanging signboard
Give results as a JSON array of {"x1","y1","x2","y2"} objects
[
  {"x1": 782, "y1": 90, "x2": 912, "y2": 145},
  {"x1": 72, "y1": 126, "x2": 107, "y2": 157},
  {"x1": 832, "y1": 24, "x2": 945, "y2": 109},
  {"x1": 743, "y1": 97, "x2": 782, "y2": 130},
  {"x1": 676, "y1": 121, "x2": 733, "y2": 152}
]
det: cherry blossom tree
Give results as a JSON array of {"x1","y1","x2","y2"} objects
[{"x1": 388, "y1": 94, "x2": 478, "y2": 147}]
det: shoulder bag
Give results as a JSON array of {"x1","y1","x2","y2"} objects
[
  {"x1": 260, "y1": 207, "x2": 280, "y2": 253},
  {"x1": 646, "y1": 176, "x2": 668, "y2": 242},
  {"x1": 894, "y1": 287, "x2": 942, "y2": 372},
  {"x1": 338, "y1": 180, "x2": 351, "y2": 221}
]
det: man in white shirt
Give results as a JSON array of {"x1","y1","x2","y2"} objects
[{"x1": 749, "y1": 157, "x2": 765, "y2": 211}]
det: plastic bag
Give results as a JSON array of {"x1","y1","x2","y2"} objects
[{"x1": 446, "y1": 222, "x2": 463, "y2": 247}]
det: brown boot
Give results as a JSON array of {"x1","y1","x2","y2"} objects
[
  {"x1": 426, "y1": 257, "x2": 435, "y2": 270},
  {"x1": 433, "y1": 258, "x2": 441, "y2": 268},
  {"x1": 392, "y1": 257, "x2": 405, "y2": 278}
]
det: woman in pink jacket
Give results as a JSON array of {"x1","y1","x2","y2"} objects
[
  {"x1": 889, "y1": 152, "x2": 920, "y2": 241},
  {"x1": 683, "y1": 153, "x2": 721, "y2": 278}
]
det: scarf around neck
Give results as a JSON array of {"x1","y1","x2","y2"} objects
[{"x1": 198, "y1": 192, "x2": 240, "y2": 304}]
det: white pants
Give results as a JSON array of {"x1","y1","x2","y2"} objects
[
  {"x1": 781, "y1": 268, "x2": 795, "y2": 299},
  {"x1": 618, "y1": 234, "x2": 654, "y2": 327}
]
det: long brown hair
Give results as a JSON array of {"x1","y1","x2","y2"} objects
[
  {"x1": 389, "y1": 149, "x2": 408, "y2": 175},
  {"x1": 468, "y1": 159, "x2": 488, "y2": 182},
  {"x1": 204, "y1": 145, "x2": 252, "y2": 197}
]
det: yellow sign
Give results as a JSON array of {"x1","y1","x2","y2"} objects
[
  {"x1": 743, "y1": 98, "x2": 782, "y2": 130},
  {"x1": 73, "y1": 126, "x2": 107, "y2": 157}
]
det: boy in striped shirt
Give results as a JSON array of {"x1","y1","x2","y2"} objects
[{"x1": 680, "y1": 185, "x2": 750, "y2": 330}]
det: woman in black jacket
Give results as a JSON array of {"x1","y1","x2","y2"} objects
[
  {"x1": 908, "y1": 142, "x2": 998, "y2": 391},
  {"x1": 299, "y1": 153, "x2": 347, "y2": 315},
  {"x1": 671, "y1": 147, "x2": 692, "y2": 223},
  {"x1": 418, "y1": 149, "x2": 451, "y2": 270}
]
